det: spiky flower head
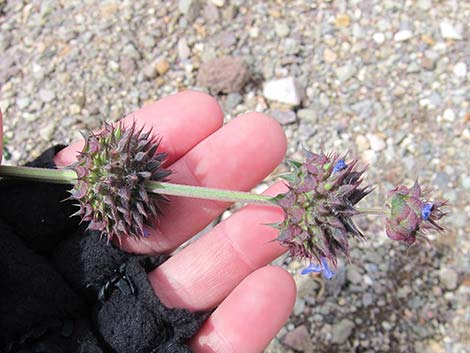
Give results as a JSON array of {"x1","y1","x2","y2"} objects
[
  {"x1": 275, "y1": 152, "x2": 373, "y2": 268},
  {"x1": 385, "y1": 181, "x2": 447, "y2": 245},
  {"x1": 68, "y1": 122, "x2": 170, "y2": 242}
]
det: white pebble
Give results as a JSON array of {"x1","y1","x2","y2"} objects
[
  {"x1": 367, "y1": 133, "x2": 386, "y2": 152},
  {"x1": 439, "y1": 21, "x2": 462, "y2": 40},
  {"x1": 443, "y1": 108, "x2": 455, "y2": 122},
  {"x1": 393, "y1": 30, "x2": 413, "y2": 42},
  {"x1": 453, "y1": 62, "x2": 467, "y2": 78},
  {"x1": 263, "y1": 77, "x2": 304, "y2": 106},
  {"x1": 372, "y1": 32, "x2": 385, "y2": 44}
]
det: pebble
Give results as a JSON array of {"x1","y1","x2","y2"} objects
[
  {"x1": 331, "y1": 319, "x2": 355, "y2": 344},
  {"x1": 224, "y1": 92, "x2": 242, "y2": 111},
  {"x1": 443, "y1": 108, "x2": 455, "y2": 122},
  {"x1": 283, "y1": 325, "x2": 313, "y2": 352},
  {"x1": 197, "y1": 56, "x2": 250, "y2": 94},
  {"x1": 297, "y1": 109, "x2": 317, "y2": 123},
  {"x1": 39, "y1": 124, "x2": 55, "y2": 140},
  {"x1": 461, "y1": 176, "x2": 470, "y2": 189},
  {"x1": 452, "y1": 62, "x2": 467, "y2": 78},
  {"x1": 323, "y1": 47, "x2": 338, "y2": 63},
  {"x1": 177, "y1": 38, "x2": 191, "y2": 60},
  {"x1": 178, "y1": 0, "x2": 200, "y2": 22},
  {"x1": 373, "y1": 32, "x2": 385, "y2": 45},
  {"x1": 38, "y1": 88, "x2": 56, "y2": 103},
  {"x1": 294, "y1": 297, "x2": 306, "y2": 316},
  {"x1": 335, "y1": 64, "x2": 356, "y2": 82},
  {"x1": 210, "y1": 0, "x2": 224, "y2": 7},
  {"x1": 394, "y1": 30, "x2": 413, "y2": 42},
  {"x1": 274, "y1": 22, "x2": 290, "y2": 38},
  {"x1": 268, "y1": 109, "x2": 297, "y2": 125},
  {"x1": 155, "y1": 58, "x2": 170, "y2": 75},
  {"x1": 439, "y1": 21, "x2": 462, "y2": 40},
  {"x1": 263, "y1": 77, "x2": 303, "y2": 106},
  {"x1": 16, "y1": 97, "x2": 31, "y2": 109},
  {"x1": 367, "y1": 133, "x2": 386, "y2": 152},
  {"x1": 439, "y1": 268, "x2": 459, "y2": 290}
]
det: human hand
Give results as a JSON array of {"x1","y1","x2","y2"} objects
[{"x1": 54, "y1": 91, "x2": 297, "y2": 352}]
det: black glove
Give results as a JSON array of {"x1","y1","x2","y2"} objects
[{"x1": 0, "y1": 147, "x2": 208, "y2": 353}]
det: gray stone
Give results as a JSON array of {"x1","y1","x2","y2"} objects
[
  {"x1": 453, "y1": 62, "x2": 467, "y2": 78},
  {"x1": 178, "y1": 0, "x2": 200, "y2": 22},
  {"x1": 268, "y1": 109, "x2": 296, "y2": 125},
  {"x1": 347, "y1": 264, "x2": 363, "y2": 284},
  {"x1": 362, "y1": 293, "x2": 373, "y2": 306},
  {"x1": 433, "y1": 172, "x2": 449, "y2": 189},
  {"x1": 197, "y1": 56, "x2": 250, "y2": 93},
  {"x1": 283, "y1": 325, "x2": 313, "y2": 352},
  {"x1": 367, "y1": 133, "x2": 386, "y2": 152},
  {"x1": 38, "y1": 88, "x2": 56, "y2": 103},
  {"x1": 297, "y1": 109, "x2": 317, "y2": 123},
  {"x1": 331, "y1": 319, "x2": 355, "y2": 344},
  {"x1": 439, "y1": 21, "x2": 462, "y2": 40},
  {"x1": 224, "y1": 92, "x2": 242, "y2": 110},
  {"x1": 177, "y1": 38, "x2": 191, "y2": 60},
  {"x1": 461, "y1": 175, "x2": 470, "y2": 189},
  {"x1": 335, "y1": 64, "x2": 356, "y2": 82},
  {"x1": 275, "y1": 22, "x2": 290, "y2": 38},
  {"x1": 293, "y1": 297, "x2": 306, "y2": 316},
  {"x1": 39, "y1": 124, "x2": 55, "y2": 140},
  {"x1": 263, "y1": 77, "x2": 303, "y2": 106},
  {"x1": 16, "y1": 97, "x2": 31, "y2": 109},
  {"x1": 439, "y1": 268, "x2": 459, "y2": 290}
]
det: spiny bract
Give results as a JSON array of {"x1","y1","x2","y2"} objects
[
  {"x1": 275, "y1": 152, "x2": 373, "y2": 268},
  {"x1": 385, "y1": 181, "x2": 447, "y2": 245},
  {"x1": 68, "y1": 122, "x2": 170, "y2": 241}
]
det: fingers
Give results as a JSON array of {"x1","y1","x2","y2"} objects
[
  {"x1": 188, "y1": 266, "x2": 296, "y2": 353},
  {"x1": 53, "y1": 90, "x2": 224, "y2": 167},
  {"x1": 148, "y1": 182, "x2": 289, "y2": 311},
  {"x1": 121, "y1": 113, "x2": 287, "y2": 254}
]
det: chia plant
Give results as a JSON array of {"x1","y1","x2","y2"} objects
[{"x1": 0, "y1": 121, "x2": 447, "y2": 278}]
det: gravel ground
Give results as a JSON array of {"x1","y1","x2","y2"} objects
[{"x1": 1, "y1": 0, "x2": 469, "y2": 352}]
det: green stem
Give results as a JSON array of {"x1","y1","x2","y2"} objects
[
  {"x1": 355, "y1": 207, "x2": 388, "y2": 216},
  {"x1": 0, "y1": 165, "x2": 276, "y2": 205}
]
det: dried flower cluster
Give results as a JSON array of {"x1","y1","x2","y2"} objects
[
  {"x1": 385, "y1": 181, "x2": 447, "y2": 244},
  {"x1": 68, "y1": 122, "x2": 170, "y2": 242},
  {"x1": 274, "y1": 152, "x2": 373, "y2": 275}
]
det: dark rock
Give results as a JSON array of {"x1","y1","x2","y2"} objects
[{"x1": 197, "y1": 56, "x2": 250, "y2": 94}]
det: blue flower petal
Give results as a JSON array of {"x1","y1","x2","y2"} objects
[
  {"x1": 320, "y1": 257, "x2": 336, "y2": 279},
  {"x1": 143, "y1": 227, "x2": 151, "y2": 238},
  {"x1": 301, "y1": 263, "x2": 322, "y2": 275},
  {"x1": 333, "y1": 159, "x2": 347, "y2": 174},
  {"x1": 421, "y1": 203, "x2": 433, "y2": 220}
]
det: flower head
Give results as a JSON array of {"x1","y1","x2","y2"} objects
[
  {"x1": 301, "y1": 257, "x2": 335, "y2": 279},
  {"x1": 385, "y1": 181, "x2": 447, "y2": 244},
  {"x1": 68, "y1": 122, "x2": 171, "y2": 241},
  {"x1": 275, "y1": 152, "x2": 373, "y2": 267}
]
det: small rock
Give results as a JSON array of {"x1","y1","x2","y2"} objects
[
  {"x1": 347, "y1": 264, "x2": 363, "y2": 284},
  {"x1": 203, "y1": 2, "x2": 219, "y2": 22},
  {"x1": 69, "y1": 103, "x2": 81, "y2": 115},
  {"x1": 461, "y1": 175, "x2": 470, "y2": 189},
  {"x1": 40, "y1": 124, "x2": 55, "y2": 140},
  {"x1": 293, "y1": 297, "x2": 305, "y2": 316},
  {"x1": 224, "y1": 92, "x2": 242, "y2": 110},
  {"x1": 367, "y1": 133, "x2": 386, "y2": 151},
  {"x1": 439, "y1": 268, "x2": 458, "y2": 290},
  {"x1": 178, "y1": 0, "x2": 200, "y2": 22},
  {"x1": 210, "y1": 0, "x2": 224, "y2": 6},
  {"x1": 331, "y1": 319, "x2": 355, "y2": 344},
  {"x1": 417, "y1": 0, "x2": 432, "y2": 10},
  {"x1": 394, "y1": 30, "x2": 413, "y2": 42},
  {"x1": 373, "y1": 32, "x2": 385, "y2": 45},
  {"x1": 16, "y1": 97, "x2": 31, "y2": 109},
  {"x1": 355, "y1": 135, "x2": 370, "y2": 151},
  {"x1": 283, "y1": 325, "x2": 313, "y2": 352},
  {"x1": 297, "y1": 109, "x2": 317, "y2": 123},
  {"x1": 263, "y1": 77, "x2": 303, "y2": 106},
  {"x1": 381, "y1": 321, "x2": 393, "y2": 331},
  {"x1": 275, "y1": 22, "x2": 290, "y2": 38},
  {"x1": 197, "y1": 56, "x2": 250, "y2": 93},
  {"x1": 453, "y1": 62, "x2": 467, "y2": 78},
  {"x1": 421, "y1": 57, "x2": 436, "y2": 71},
  {"x1": 335, "y1": 64, "x2": 356, "y2": 82},
  {"x1": 433, "y1": 172, "x2": 449, "y2": 189},
  {"x1": 284, "y1": 38, "x2": 300, "y2": 55},
  {"x1": 323, "y1": 47, "x2": 338, "y2": 63},
  {"x1": 362, "y1": 293, "x2": 373, "y2": 306},
  {"x1": 335, "y1": 14, "x2": 350, "y2": 28},
  {"x1": 155, "y1": 58, "x2": 170, "y2": 75},
  {"x1": 439, "y1": 21, "x2": 462, "y2": 40},
  {"x1": 38, "y1": 88, "x2": 55, "y2": 103},
  {"x1": 120, "y1": 56, "x2": 136, "y2": 75},
  {"x1": 177, "y1": 38, "x2": 191, "y2": 60},
  {"x1": 268, "y1": 109, "x2": 297, "y2": 125},
  {"x1": 443, "y1": 108, "x2": 455, "y2": 122}
]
